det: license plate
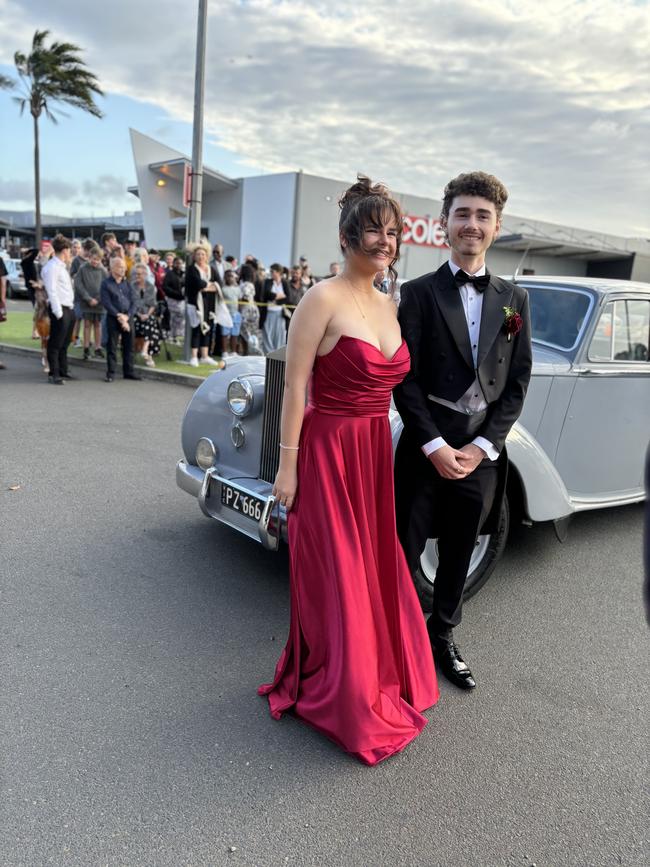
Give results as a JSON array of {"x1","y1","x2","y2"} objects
[{"x1": 220, "y1": 483, "x2": 264, "y2": 521}]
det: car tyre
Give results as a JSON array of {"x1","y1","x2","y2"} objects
[{"x1": 412, "y1": 494, "x2": 510, "y2": 613}]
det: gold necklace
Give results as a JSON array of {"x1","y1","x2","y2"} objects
[{"x1": 344, "y1": 277, "x2": 368, "y2": 320}]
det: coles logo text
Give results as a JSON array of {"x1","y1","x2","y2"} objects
[{"x1": 402, "y1": 215, "x2": 449, "y2": 248}]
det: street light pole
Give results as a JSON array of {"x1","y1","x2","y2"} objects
[
  {"x1": 187, "y1": 0, "x2": 208, "y2": 245},
  {"x1": 185, "y1": 0, "x2": 208, "y2": 361}
]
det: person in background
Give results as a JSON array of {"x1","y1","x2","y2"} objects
[
  {"x1": 148, "y1": 249, "x2": 166, "y2": 299},
  {"x1": 73, "y1": 243, "x2": 106, "y2": 359},
  {"x1": 70, "y1": 238, "x2": 95, "y2": 347},
  {"x1": 100, "y1": 232, "x2": 123, "y2": 269},
  {"x1": 164, "y1": 252, "x2": 175, "y2": 271},
  {"x1": 261, "y1": 263, "x2": 289, "y2": 353},
  {"x1": 210, "y1": 244, "x2": 225, "y2": 285},
  {"x1": 100, "y1": 257, "x2": 141, "y2": 383},
  {"x1": 328, "y1": 261, "x2": 341, "y2": 278},
  {"x1": 184, "y1": 243, "x2": 224, "y2": 368},
  {"x1": 0, "y1": 256, "x2": 7, "y2": 367},
  {"x1": 299, "y1": 256, "x2": 316, "y2": 290},
  {"x1": 133, "y1": 247, "x2": 154, "y2": 285},
  {"x1": 238, "y1": 263, "x2": 262, "y2": 356},
  {"x1": 123, "y1": 239, "x2": 137, "y2": 278},
  {"x1": 69, "y1": 239, "x2": 84, "y2": 277},
  {"x1": 162, "y1": 256, "x2": 185, "y2": 344},
  {"x1": 255, "y1": 263, "x2": 266, "y2": 302},
  {"x1": 220, "y1": 268, "x2": 242, "y2": 358},
  {"x1": 132, "y1": 263, "x2": 161, "y2": 366},
  {"x1": 69, "y1": 238, "x2": 86, "y2": 347},
  {"x1": 41, "y1": 234, "x2": 75, "y2": 385},
  {"x1": 287, "y1": 264, "x2": 307, "y2": 307},
  {"x1": 225, "y1": 255, "x2": 238, "y2": 272},
  {"x1": 20, "y1": 247, "x2": 40, "y2": 309}
]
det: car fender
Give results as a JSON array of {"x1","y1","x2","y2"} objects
[{"x1": 389, "y1": 410, "x2": 574, "y2": 523}]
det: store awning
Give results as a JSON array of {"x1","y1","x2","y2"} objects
[
  {"x1": 148, "y1": 158, "x2": 238, "y2": 194},
  {"x1": 494, "y1": 233, "x2": 631, "y2": 261}
]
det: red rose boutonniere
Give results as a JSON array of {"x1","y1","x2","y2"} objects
[{"x1": 503, "y1": 306, "x2": 523, "y2": 342}]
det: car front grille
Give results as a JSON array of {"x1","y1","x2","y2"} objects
[{"x1": 259, "y1": 348, "x2": 286, "y2": 483}]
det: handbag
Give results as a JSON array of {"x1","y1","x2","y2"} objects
[
  {"x1": 186, "y1": 303, "x2": 201, "y2": 329},
  {"x1": 214, "y1": 301, "x2": 234, "y2": 329}
]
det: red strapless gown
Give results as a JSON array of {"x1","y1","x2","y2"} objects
[{"x1": 258, "y1": 335, "x2": 439, "y2": 765}]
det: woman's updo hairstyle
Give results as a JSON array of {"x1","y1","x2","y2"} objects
[{"x1": 338, "y1": 174, "x2": 403, "y2": 280}]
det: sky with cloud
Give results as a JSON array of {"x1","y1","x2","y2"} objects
[{"x1": 0, "y1": 0, "x2": 648, "y2": 237}]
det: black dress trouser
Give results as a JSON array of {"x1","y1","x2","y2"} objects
[
  {"x1": 47, "y1": 306, "x2": 75, "y2": 378},
  {"x1": 106, "y1": 314, "x2": 135, "y2": 377},
  {"x1": 395, "y1": 423, "x2": 499, "y2": 644}
]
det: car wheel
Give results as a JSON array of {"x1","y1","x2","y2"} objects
[{"x1": 412, "y1": 494, "x2": 510, "y2": 612}]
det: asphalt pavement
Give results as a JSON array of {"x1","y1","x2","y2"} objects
[{"x1": 1, "y1": 352, "x2": 648, "y2": 867}]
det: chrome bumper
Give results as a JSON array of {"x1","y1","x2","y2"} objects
[{"x1": 176, "y1": 460, "x2": 285, "y2": 551}]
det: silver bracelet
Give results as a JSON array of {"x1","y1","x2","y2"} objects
[{"x1": 279, "y1": 443, "x2": 299, "y2": 450}]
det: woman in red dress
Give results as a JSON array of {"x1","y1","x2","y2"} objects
[{"x1": 258, "y1": 176, "x2": 438, "y2": 765}]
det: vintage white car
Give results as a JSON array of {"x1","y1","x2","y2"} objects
[{"x1": 176, "y1": 276, "x2": 650, "y2": 607}]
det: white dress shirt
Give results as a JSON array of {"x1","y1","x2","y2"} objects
[
  {"x1": 42, "y1": 255, "x2": 74, "y2": 320},
  {"x1": 267, "y1": 280, "x2": 286, "y2": 312},
  {"x1": 421, "y1": 260, "x2": 499, "y2": 462}
]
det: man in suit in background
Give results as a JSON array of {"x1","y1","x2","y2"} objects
[
  {"x1": 394, "y1": 171, "x2": 533, "y2": 689},
  {"x1": 42, "y1": 234, "x2": 76, "y2": 385}
]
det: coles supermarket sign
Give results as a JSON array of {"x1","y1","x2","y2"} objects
[{"x1": 402, "y1": 215, "x2": 449, "y2": 248}]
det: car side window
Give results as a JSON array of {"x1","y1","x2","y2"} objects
[
  {"x1": 588, "y1": 302, "x2": 614, "y2": 361},
  {"x1": 613, "y1": 300, "x2": 649, "y2": 361},
  {"x1": 590, "y1": 300, "x2": 650, "y2": 362}
]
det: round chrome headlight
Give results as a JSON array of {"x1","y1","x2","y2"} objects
[
  {"x1": 227, "y1": 378, "x2": 254, "y2": 417},
  {"x1": 231, "y1": 422, "x2": 245, "y2": 449},
  {"x1": 195, "y1": 437, "x2": 218, "y2": 470}
]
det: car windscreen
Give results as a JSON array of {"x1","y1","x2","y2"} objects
[{"x1": 526, "y1": 286, "x2": 592, "y2": 351}]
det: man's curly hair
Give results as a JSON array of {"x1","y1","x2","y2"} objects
[{"x1": 440, "y1": 171, "x2": 508, "y2": 220}]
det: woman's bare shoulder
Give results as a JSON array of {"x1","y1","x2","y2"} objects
[{"x1": 301, "y1": 277, "x2": 343, "y2": 307}]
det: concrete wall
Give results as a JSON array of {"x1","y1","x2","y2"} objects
[
  {"x1": 293, "y1": 174, "x2": 348, "y2": 276},
  {"x1": 239, "y1": 174, "x2": 296, "y2": 268},
  {"x1": 202, "y1": 188, "x2": 242, "y2": 256}
]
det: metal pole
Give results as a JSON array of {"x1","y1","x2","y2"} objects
[
  {"x1": 188, "y1": 0, "x2": 207, "y2": 244},
  {"x1": 185, "y1": 0, "x2": 208, "y2": 362}
]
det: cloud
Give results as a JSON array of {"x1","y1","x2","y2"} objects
[
  {"x1": 0, "y1": 174, "x2": 132, "y2": 211},
  {"x1": 0, "y1": 177, "x2": 76, "y2": 201},
  {"x1": 0, "y1": 0, "x2": 648, "y2": 235}
]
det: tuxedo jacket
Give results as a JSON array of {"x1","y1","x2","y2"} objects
[{"x1": 394, "y1": 262, "x2": 532, "y2": 454}]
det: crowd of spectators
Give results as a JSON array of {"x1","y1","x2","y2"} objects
[{"x1": 0, "y1": 233, "x2": 352, "y2": 380}]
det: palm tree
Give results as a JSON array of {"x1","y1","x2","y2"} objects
[{"x1": 9, "y1": 30, "x2": 104, "y2": 245}]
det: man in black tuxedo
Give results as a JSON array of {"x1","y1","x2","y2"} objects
[{"x1": 394, "y1": 171, "x2": 532, "y2": 689}]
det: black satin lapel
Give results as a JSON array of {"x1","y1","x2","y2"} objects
[
  {"x1": 477, "y1": 280, "x2": 514, "y2": 365},
  {"x1": 433, "y1": 267, "x2": 474, "y2": 370}
]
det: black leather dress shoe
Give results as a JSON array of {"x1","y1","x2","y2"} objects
[
  {"x1": 433, "y1": 641, "x2": 476, "y2": 690},
  {"x1": 105, "y1": 373, "x2": 114, "y2": 383},
  {"x1": 48, "y1": 376, "x2": 64, "y2": 385},
  {"x1": 123, "y1": 373, "x2": 142, "y2": 381}
]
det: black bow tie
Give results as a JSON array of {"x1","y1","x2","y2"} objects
[{"x1": 454, "y1": 270, "x2": 490, "y2": 292}]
